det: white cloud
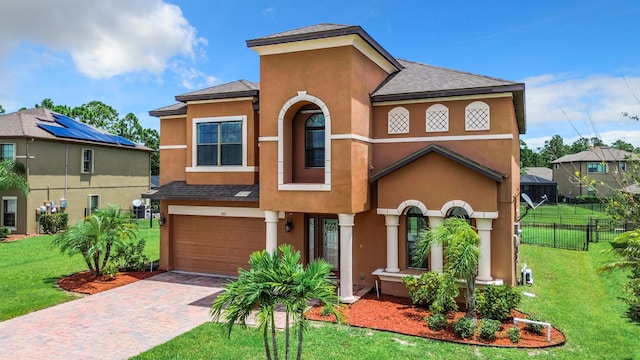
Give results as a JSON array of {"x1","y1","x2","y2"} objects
[
  {"x1": 522, "y1": 73, "x2": 640, "y2": 149},
  {"x1": 0, "y1": 0, "x2": 205, "y2": 79}
]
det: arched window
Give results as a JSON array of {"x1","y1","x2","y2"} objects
[
  {"x1": 446, "y1": 206, "x2": 471, "y2": 224},
  {"x1": 465, "y1": 101, "x2": 490, "y2": 131},
  {"x1": 305, "y1": 114, "x2": 325, "y2": 168},
  {"x1": 406, "y1": 206, "x2": 428, "y2": 269},
  {"x1": 388, "y1": 106, "x2": 410, "y2": 134},
  {"x1": 426, "y1": 104, "x2": 449, "y2": 132}
]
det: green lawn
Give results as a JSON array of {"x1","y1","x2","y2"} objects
[
  {"x1": 0, "y1": 220, "x2": 159, "y2": 321},
  {"x1": 134, "y1": 242, "x2": 640, "y2": 360}
]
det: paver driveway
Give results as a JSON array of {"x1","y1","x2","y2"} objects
[{"x1": 0, "y1": 272, "x2": 227, "y2": 360}]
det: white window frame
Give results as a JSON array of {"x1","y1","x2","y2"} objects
[
  {"x1": 88, "y1": 194, "x2": 100, "y2": 215},
  {"x1": 465, "y1": 101, "x2": 490, "y2": 131},
  {"x1": 81, "y1": 148, "x2": 94, "y2": 174},
  {"x1": 188, "y1": 115, "x2": 250, "y2": 172},
  {"x1": 2, "y1": 196, "x2": 17, "y2": 230},
  {"x1": 0, "y1": 143, "x2": 16, "y2": 161},
  {"x1": 426, "y1": 104, "x2": 449, "y2": 132},
  {"x1": 387, "y1": 106, "x2": 410, "y2": 134}
]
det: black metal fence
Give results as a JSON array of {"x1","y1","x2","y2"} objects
[{"x1": 520, "y1": 216, "x2": 627, "y2": 251}]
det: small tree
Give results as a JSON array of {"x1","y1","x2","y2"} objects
[
  {"x1": 211, "y1": 244, "x2": 342, "y2": 360},
  {"x1": 600, "y1": 230, "x2": 640, "y2": 323},
  {"x1": 414, "y1": 217, "x2": 481, "y2": 322},
  {"x1": 53, "y1": 205, "x2": 135, "y2": 277}
]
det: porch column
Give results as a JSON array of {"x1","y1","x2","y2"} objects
[
  {"x1": 476, "y1": 218, "x2": 493, "y2": 281},
  {"x1": 338, "y1": 213, "x2": 355, "y2": 303},
  {"x1": 429, "y1": 216, "x2": 444, "y2": 273},
  {"x1": 264, "y1": 210, "x2": 279, "y2": 253},
  {"x1": 384, "y1": 214, "x2": 400, "y2": 273}
]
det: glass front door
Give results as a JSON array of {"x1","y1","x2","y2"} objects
[{"x1": 307, "y1": 215, "x2": 339, "y2": 273}]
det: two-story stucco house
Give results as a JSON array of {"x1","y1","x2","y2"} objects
[
  {"x1": 552, "y1": 146, "x2": 639, "y2": 199},
  {"x1": 146, "y1": 24, "x2": 526, "y2": 301},
  {"x1": 0, "y1": 108, "x2": 152, "y2": 234}
]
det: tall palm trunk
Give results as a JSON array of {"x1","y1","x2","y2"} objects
[
  {"x1": 465, "y1": 275, "x2": 477, "y2": 322},
  {"x1": 285, "y1": 308, "x2": 290, "y2": 360},
  {"x1": 296, "y1": 309, "x2": 305, "y2": 360},
  {"x1": 263, "y1": 324, "x2": 272, "y2": 360},
  {"x1": 270, "y1": 313, "x2": 279, "y2": 360}
]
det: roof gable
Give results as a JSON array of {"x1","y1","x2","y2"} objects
[
  {"x1": 175, "y1": 80, "x2": 259, "y2": 102},
  {"x1": 370, "y1": 144, "x2": 504, "y2": 183}
]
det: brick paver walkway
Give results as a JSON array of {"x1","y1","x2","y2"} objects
[{"x1": 0, "y1": 272, "x2": 227, "y2": 360}]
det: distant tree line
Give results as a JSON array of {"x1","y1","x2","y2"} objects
[
  {"x1": 2, "y1": 99, "x2": 159, "y2": 175},
  {"x1": 520, "y1": 135, "x2": 637, "y2": 169}
]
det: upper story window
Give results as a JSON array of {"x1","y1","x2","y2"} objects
[
  {"x1": 305, "y1": 114, "x2": 325, "y2": 168},
  {"x1": 426, "y1": 104, "x2": 449, "y2": 132},
  {"x1": 82, "y1": 149, "x2": 94, "y2": 174},
  {"x1": 388, "y1": 107, "x2": 409, "y2": 134},
  {"x1": 195, "y1": 116, "x2": 245, "y2": 167},
  {"x1": 406, "y1": 206, "x2": 428, "y2": 269},
  {"x1": 619, "y1": 162, "x2": 627, "y2": 171},
  {"x1": 465, "y1": 101, "x2": 490, "y2": 131},
  {"x1": 446, "y1": 206, "x2": 471, "y2": 224},
  {"x1": 0, "y1": 144, "x2": 15, "y2": 161},
  {"x1": 587, "y1": 162, "x2": 608, "y2": 173}
]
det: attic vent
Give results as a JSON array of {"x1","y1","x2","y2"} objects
[
  {"x1": 465, "y1": 101, "x2": 490, "y2": 131},
  {"x1": 235, "y1": 191, "x2": 252, "y2": 197},
  {"x1": 388, "y1": 106, "x2": 409, "y2": 134}
]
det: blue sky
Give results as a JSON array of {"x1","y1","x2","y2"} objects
[{"x1": 1, "y1": 0, "x2": 640, "y2": 150}]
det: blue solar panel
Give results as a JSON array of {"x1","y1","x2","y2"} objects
[{"x1": 37, "y1": 114, "x2": 139, "y2": 147}]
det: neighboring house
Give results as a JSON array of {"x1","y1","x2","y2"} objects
[
  {"x1": 520, "y1": 174, "x2": 557, "y2": 204},
  {"x1": 146, "y1": 24, "x2": 526, "y2": 301},
  {"x1": 0, "y1": 108, "x2": 152, "y2": 234},
  {"x1": 523, "y1": 167, "x2": 552, "y2": 180},
  {"x1": 552, "y1": 146, "x2": 638, "y2": 199}
]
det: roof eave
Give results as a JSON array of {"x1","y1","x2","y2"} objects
[
  {"x1": 246, "y1": 25, "x2": 403, "y2": 72},
  {"x1": 175, "y1": 90, "x2": 259, "y2": 102},
  {"x1": 149, "y1": 108, "x2": 187, "y2": 117}
]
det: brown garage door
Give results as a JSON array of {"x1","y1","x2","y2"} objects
[{"x1": 172, "y1": 215, "x2": 265, "y2": 276}]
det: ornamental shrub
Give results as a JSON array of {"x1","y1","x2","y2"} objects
[
  {"x1": 0, "y1": 226, "x2": 10, "y2": 239},
  {"x1": 452, "y1": 317, "x2": 476, "y2": 339},
  {"x1": 402, "y1": 272, "x2": 442, "y2": 308},
  {"x1": 429, "y1": 272, "x2": 459, "y2": 315},
  {"x1": 478, "y1": 319, "x2": 501, "y2": 341},
  {"x1": 477, "y1": 284, "x2": 522, "y2": 322},
  {"x1": 39, "y1": 213, "x2": 68, "y2": 234},
  {"x1": 113, "y1": 239, "x2": 149, "y2": 271},
  {"x1": 426, "y1": 313, "x2": 448, "y2": 331},
  {"x1": 525, "y1": 315, "x2": 545, "y2": 335},
  {"x1": 507, "y1": 326, "x2": 521, "y2": 343}
]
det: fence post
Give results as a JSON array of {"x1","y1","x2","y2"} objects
[
  {"x1": 553, "y1": 223, "x2": 557, "y2": 248},
  {"x1": 586, "y1": 221, "x2": 590, "y2": 250}
]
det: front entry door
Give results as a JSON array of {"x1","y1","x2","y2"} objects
[{"x1": 307, "y1": 215, "x2": 339, "y2": 275}]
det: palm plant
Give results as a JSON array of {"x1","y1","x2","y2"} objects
[
  {"x1": 210, "y1": 244, "x2": 341, "y2": 360},
  {"x1": 53, "y1": 205, "x2": 135, "y2": 277},
  {"x1": 0, "y1": 159, "x2": 29, "y2": 195},
  {"x1": 600, "y1": 229, "x2": 640, "y2": 322},
  {"x1": 414, "y1": 217, "x2": 481, "y2": 321}
]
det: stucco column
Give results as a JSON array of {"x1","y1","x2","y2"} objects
[
  {"x1": 264, "y1": 210, "x2": 279, "y2": 253},
  {"x1": 429, "y1": 216, "x2": 444, "y2": 273},
  {"x1": 338, "y1": 213, "x2": 355, "y2": 303},
  {"x1": 384, "y1": 214, "x2": 400, "y2": 273},
  {"x1": 476, "y1": 218, "x2": 493, "y2": 281}
]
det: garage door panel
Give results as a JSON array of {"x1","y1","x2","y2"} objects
[{"x1": 172, "y1": 215, "x2": 265, "y2": 275}]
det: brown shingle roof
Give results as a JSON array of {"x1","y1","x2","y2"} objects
[
  {"x1": 175, "y1": 80, "x2": 259, "y2": 102},
  {"x1": 142, "y1": 181, "x2": 259, "y2": 202},
  {"x1": 148, "y1": 103, "x2": 186, "y2": 117},
  {"x1": 552, "y1": 147, "x2": 637, "y2": 163},
  {"x1": 246, "y1": 23, "x2": 402, "y2": 71}
]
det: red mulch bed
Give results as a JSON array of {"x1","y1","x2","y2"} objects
[
  {"x1": 57, "y1": 270, "x2": 164, "y2": 295},
  {"x1": 305, "y1": 292, "x2": 565, "y2": 348}
]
